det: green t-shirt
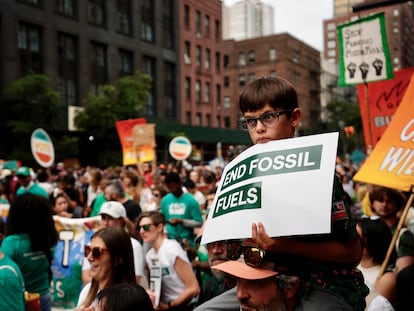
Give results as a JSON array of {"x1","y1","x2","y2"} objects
[
  {"x1": 0, "y1": 254, "x2": 25, "y2": 311},
  {"x1": 16, "y1": 182, "x2": 49, "y2": 198},
  {"x1": 160, "y1": 192, "x2": 203, "y2": 247},
  {"x1": 90, "y1": 192, "x2": 106, "y2": 217},
  {"x1": 1, "y1": 233, "x2": 50, "y2": 296}
]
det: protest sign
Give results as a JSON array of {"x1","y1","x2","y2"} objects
[
  {"x1": 201, "y1": 132, "x2": 339, "y2": 245},
  {"x1": 51, "y1": 216, "x2": 101, "y2": 309},
  {"x1": 353, "y1": 74, "x2": 414, "y2": 192},
  {"x1": 337, "y1": 12, "x2": 393, "y2": 86},
  {"x1": 357, "y1": 68, "x2": 414, "y2": 148},
  {"x1": 31, "y1": 128, "x2": 55, "y2": 168},
  {"x1": 132, "y1": 124, "x2": 156, "y2": 163},
  {"x1": 115, "y1": 118, "x2": 146, "y2": 165}
]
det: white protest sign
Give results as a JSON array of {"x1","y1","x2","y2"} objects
[
  {"x1": 201, "y1": 132, "x2": 339, "y2": 245},
  {"x1": 337, "y1": 12, "x2": 393, "y2": 86}
]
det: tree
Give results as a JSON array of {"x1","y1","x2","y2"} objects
[
  {"x1": 74, "y1": 71, "x2": 152, "y2": 166},
  {"x1": 324, "y1": 100, "x2": 364, "y2": 156},
  {"x1": 3, "y1": 74, "x2": 62, "y2": 162}
]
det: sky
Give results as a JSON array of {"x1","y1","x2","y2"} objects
[{"x1": 224, "y1": 0, "x2": 334, "y2": 51}]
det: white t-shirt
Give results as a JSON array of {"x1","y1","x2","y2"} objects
[
  {"x1": 82, "y1": 237, "x2": 144, "y2": 277},
  {"x1": 146, "y1": 239, "x2": 191, "y2": 304},
  {"x1": 77, "y1": 282, "x2": 92, "y2": 308}
]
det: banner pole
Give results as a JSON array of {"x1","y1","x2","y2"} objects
[
  {"x1": 375, "y1": 187, "x2": 414, "y2": 284},
  {"x1": 364, "y1": 81, "x2": 374, "y2": 151}
]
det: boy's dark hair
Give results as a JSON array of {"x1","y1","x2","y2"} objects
[
  {"x1": 239, "y1": 76, "x2": 299, "y2": 114},
  {"x1": 369, "y1": 186, "x2": 406, "y2": 213}
]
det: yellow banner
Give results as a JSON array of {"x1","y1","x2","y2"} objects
[{"x1": 354, "y1": 74, "x2": 414, "y2": 191}]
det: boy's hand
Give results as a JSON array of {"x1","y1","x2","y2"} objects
[{"x1": 252, "y1": 222, "x2": 283, "y2": 252}]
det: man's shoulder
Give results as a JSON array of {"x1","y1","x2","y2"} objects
[{"x1": 194, "y1": 287, "x2": 238, "y2": 311}]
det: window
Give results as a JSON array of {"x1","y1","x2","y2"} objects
[
  {"x1": 196, "y1": 113, "x2": 202, "y2": 126},
  {"x1": 215, "y1": 51, "x2": 221, "y2": 72},
  {"x1": 88, "y1": 0, "x2": 105, "y2": 27},
  {"x1": 224, "y1": 76, "x2": 229, "y2": 87},
  {"x1": 196, "y1": 10, "x2": 201, "y2": 34},
  {"x1": 248, "y1": 50, "x2": 255, "y2": 64},
  {"x1": 224, "y1": 54, "x2": 229, "y2": 68},
  {"x1": 205, "y1": 48, "x2": 211, "y2": 69},
  {"x1": 117, "y1": 0, "x2": 132, "y2": 35},
  {"x1": 143, "y1": 56, "x2": 156, "y2": 116},
  {"x1": 248, "y1": 73, "x2": 255, "y2": 81},
  {"x1": 224, "y1": 116, "x2": 230, "y2": 128},
  {"x1": 215, "y1": 19, "x2": 220, "y2": 40},
  {"x1": 185, "y1": 77, "x2": 191, "y2": 99},
  {"x1": 184, "y1": 4, "x2": 190, "y2": 27},
  {"x1": 119, "y1": 49, "x2": 133, "y2": 76},
  {"x1": 292, "y1": 49, "x2": 300, "y2": 63},
  {"x1": 216, "y1": 116, "x2": 221, "y2": 127},
  {"x1": 196, "y1": 80, "x2": 201, "y2": 103},
  {"x1": 216, "y1": 84, "x2": 221, "y2": 104},
  {"x1": 239, "y1": 75, "x2": 246, "y2": 86},
  {"x1": 269, "y1": 70, "x2": 276, "y2": 77},
  {"x1": 184, "y1": 41, "x2": 191, "y2": 64},
  {"x1": 327, "y1": 31, "x2": 336, "y2": 39},
  {"x1": 269, "y1": 48, "x2": 276, "y2": 61},
  {"x1": 196, "y1": 45, "x2": 202, "y2": 68},
  {"x1": 204, "y1": 15, "x2": 210, "y2": 36},
  {"x1": 206, "y1": 114, "x2": 211, "y2": 127},
  {"x1": 58, "y1": 33, "x2": 78, "y2": 109},
  {"x1": 56, "y1": 0, "x2": 76, "y2": 17},
  {"x1": 141, "y1": 0, "x2": 154, "y2": 42},
  {"x1": 205, "y1": 82, "x2": 210, "y2": 103},
  {"x1": 327, "y1": 23, "x2": 336, "y2": 31},
  {"x1": 327, "y1": 40, "x2": 336, "y2": 48},
  {"x1": 224, "y1": 96, "x2": 230, "y2": 108},
  {"x1": 90, "y1": 42, "x2": 107, "y2": 92},
  {"x1": 164, "y1": 62, "x2": 176, "y2": 117},
  {"x1": 238, "y1": 52, "x2": 246, "y2": 66},
  {"x1": 162, "y1": 0, "x2": 175, "y2": 50},
  {"x1": 18, "y1": 22, "x2": 42, "y2": 76},
  {"x1": 186, "y1": 112, "x2": 191, "y2": 125}
]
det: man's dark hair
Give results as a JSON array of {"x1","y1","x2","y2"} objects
[{"x1": 165, "y1": 172, "x2": 181, "y2": 184}]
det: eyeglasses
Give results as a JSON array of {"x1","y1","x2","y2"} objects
[
  {"x1": 137, "y1": 224, "x2": 154, "y2": 232},
  {"x1": 226, "y1": 241, "x2": 266, "y2": 267},
  {"x1": 238, "y1": 110, "x2": 292, "y2": 131},
  {"x1": 84, "y1": 245, "x2": 108, "y2": 259}
]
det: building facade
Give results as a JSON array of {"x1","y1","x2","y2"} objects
[
  {"x1": 223, "y1": 33, "x2": 321, "y2": 131},
  {"x1": 222, "y1": 0, "x2": 274, "y2": 41}
]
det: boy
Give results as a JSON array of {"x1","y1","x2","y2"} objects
[{"x1": 240, "y1": 77, "x2": 368, "y2": 310}]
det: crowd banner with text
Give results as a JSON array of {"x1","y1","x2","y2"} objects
[
  {"x1": 353, "y1": 74, "x2": 414, "y2": 192},
  {"x1": 51, "y1": 216, "x2": 101, "y2": 309},
  {"x1": 337, "y1": 12, "x2": 393, "y2": 86},
  {"x1": 132, "y1": 123, "x2": 156, "y2": 163},
  {"x1": 201, "y1": 133, "x2": 339, "y2": 245},
  {"x1": 357, "y1": 68, "x2": 414, "y2": 148},
  {"x1": 115, "y1": 118, "x2": 146, "y2": 166}
]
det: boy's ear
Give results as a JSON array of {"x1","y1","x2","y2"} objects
[{"x1": 290, "y1": 108, "x2": 302, "y2": 127}]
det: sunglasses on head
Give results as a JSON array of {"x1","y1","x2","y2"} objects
[
  {"x1": 137, "y1": 224, "x2": 154, "y2": 232},
  {"x1": 84, "y1": 245, "x2": 108, "y2": 259},
  {"x1": 226, "y1": 241, "x2": 266, "y2": 267}
]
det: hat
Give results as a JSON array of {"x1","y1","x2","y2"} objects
[
  {"x1": 16, "y1": 166, "x2": 31, "y2": 177},
  {"x1": 99, "y1": 201, "x2": 126, "y2": 219},
  {"x1": 213, "y1": 260, "x2": 278, "y2": 280}
]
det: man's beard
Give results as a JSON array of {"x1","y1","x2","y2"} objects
[{"x1": 241, "y1": 293, "x2": 288, "y2": 311}]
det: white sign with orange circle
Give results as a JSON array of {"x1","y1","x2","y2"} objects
[
  {"x1": 169, "y1": 136, "x2": 192, "y2": 160},
  {"x1": 31, "y1": 128, "x2": 55, "y2": 167}
]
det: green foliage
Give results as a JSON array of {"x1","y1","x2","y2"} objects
[
  {"x1": 4, "y1": 73, "x2": 61, "y2": 133},
  {"x1": 74, "y1": 71, "x2": 152, "y2": 166},
  {"x1": 75, "y1": 71, "x2": 152, "y2": 141}
]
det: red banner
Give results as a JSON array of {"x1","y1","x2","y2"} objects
[{"x1": 357, "y1": 68, "x2": 414, "y2": 150}]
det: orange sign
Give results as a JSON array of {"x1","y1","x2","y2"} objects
[
  {"x1": 357, "y1": 68, "x2": 414, "y2": 148},
  {"x1": 354, "y1": 73, "x2": 414, "y2": 192},
  {"x1": 115, "y1": 118, "x2": 146, "y2": 166}
]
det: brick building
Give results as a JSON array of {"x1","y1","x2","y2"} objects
[{"x1": 223, "y1": 33, "x2": 321, "y2": 130}]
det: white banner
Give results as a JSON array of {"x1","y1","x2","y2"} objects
[
  {"x1": 201, "y1": 133, "x2": 339, "y2": 245},
  {"x1": 337, "y1": 12, "x2": 393, "y2": 86}
]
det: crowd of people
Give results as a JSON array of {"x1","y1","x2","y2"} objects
[{"x1": 1, "y1": 76, "x2": 414, "y2": 311}]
